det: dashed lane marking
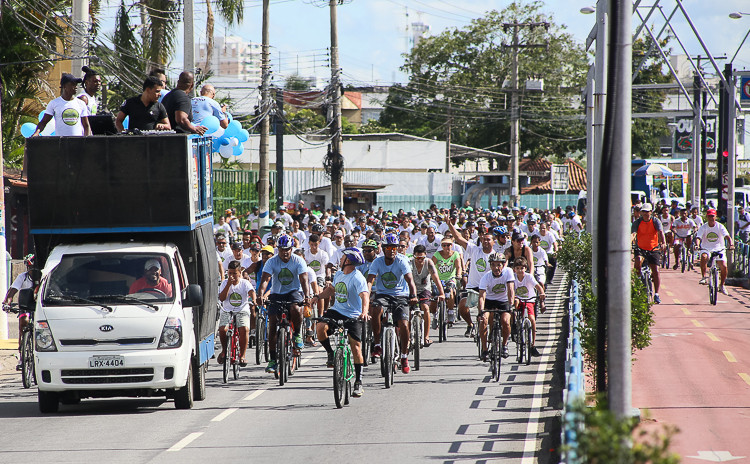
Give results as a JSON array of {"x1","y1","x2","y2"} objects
[
  {"x1": 739, "y1": 373, "x2": 750, "y2": 386},
  {"x1": 673, "y1": 298, "x2": 682, "y2": 304},
  {"x1": 166, "y1": 432, "x2": 203, "y2": 452},
  {"x1": 666, "y1": 291, "x2": 675, "y2": 297},
  {"x1": 724, "y1": 351, "x2": 738, "y2": 363},
  {"x1": 243, "y1": 389, "x2": 266, "y2": 402},
  {"x1": 705, "y1": 332, "x2": 720, "y2": 342},
  {"x1": 211, "y1": 408, "x2": 238, "y2": 422},
  {"x1": 691, "y1": 319, "x2": 704, "y2": 327},
  {"x1": 681, "y1": 307, "x2": 691, "y2": 315}
]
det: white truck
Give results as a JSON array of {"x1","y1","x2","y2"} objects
[{"x1": 21, "y1": 134, "x2": 219, "y2": 412}]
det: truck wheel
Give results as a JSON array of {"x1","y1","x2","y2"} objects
[
  {"x1": 192, "y1": 357, "x2": 206, "y2": 401},
  {"x1": 174, "y1": 363, "x2": 194, "y2": 409},
  {"x1": 38, "y1": 390, "x2": 60, "y2": 413}
]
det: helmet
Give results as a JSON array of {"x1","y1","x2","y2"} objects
[
  {"x1": 567, "y1": 211, "x2": 576, "y2": 218},
  {"x1": 24, "y1": 254, "x2": 35, "y2": 267},
  {"x1": 311, "y1": 223, "x2": 325, "y2": 233},
  {"x1": 362, "y1": 238, "x2": 379, "y2": 249},
  {"x1": 383, "y1": 233, "x2": 399, "y2": 246},
  {"x1": 488, "y1": 252, "x2": 506, "y2": 263},
  {"x1": 277, "y1": 234, "x2": 294, "y2": 249},
  {"x1": 492, "y1": 226, "x2": 508, "y2": 236},
  {"x1": 506, "y1": 215, "x2": 515, "y2": 221},
  {"x1": 342, "y1": 247, "x2": 365, "y2": 266}
]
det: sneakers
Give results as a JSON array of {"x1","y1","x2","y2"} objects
[
  {"x1": 293, "y1": 334, "x2": 304, "y2": 349},
  {"x1": 401, "y1": 358, "x2": 411, "y2": 374},
  {"x1": 654, "y1": 294, "x2": 661, "y2": 304},
  {"x1": 15, "y1": 362, "x2": 22, "y2": 371},
  {"x1": 352, "y1": 380, "x2": 364, "y2": 397},
  {"x1": 464, "y1": 324, "x2": 474, "y2": 338},
  {"x1": 265, "y1": 359, "x2": 277, "y2": 373},
  {"x1": 431, "y1": 317, "x2": 438, "y2": 330},
  {"x1": 530, "y1": 346, "x2": 541, "y2": 357},
  {"x1": 326, "y1": 352, "x2": 335, "y2": 368},
  {"x1": 699, "y1": 277, "x2": 707, "y2": 285},
  {"x1": 447, "y1": 310, "x2": 455, "y2": 323},
  {"x1": 672, "y1": 263, "x2": 679, "y2": 270},
  {"x1": 372, "y1": 344, "x2": 382, "y2": 358},
  {"x1": 481, "y1": 350, "x2": 489, "y2": 362},
  {"x1": 502, "y1": 345, "x2": 509, "y2": 358},
  {"x1": 719, "y1": 286, "x2": 729, "y2": 295}
]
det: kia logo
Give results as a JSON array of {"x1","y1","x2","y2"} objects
[{"x1": 99, "y1": 325, "x2": 114, "y2": 332}]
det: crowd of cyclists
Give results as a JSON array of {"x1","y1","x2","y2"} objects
[{"x1": 209, "y1": 201, "x2": 581, "y2": 397}]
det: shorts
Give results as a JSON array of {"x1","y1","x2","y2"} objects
[
  {"x1": 463, "y1": 287, "x2": 479, "y2": 308},
  {"x1": 417, "y1": 289, "x2": 432, "y2": 303},
  {"x1": 316, "y1": 276, "x2": 325, "y2": 288},
  {"x1": 484, "y1": 299, "x2": 511, "y2": 313},
  {"x1": 219, "y1": 310, "x2": 251, "y2": 327},
  {"x1": 441, "y1": 279, "x2": 457, "y2": 293},
  {"x1": 321, "y1": 309, "x2": 362, "y2": 342},
  {"x1": 636, "y1": 248, "x2": 661, "y2": 266},
  {"x1": 267, "y1": 291, "x2": 304, "y2": 316},
  {"x1": 371, "y1": 294, "x2": 410, "y2": 323},
  {"x1": 700, "y1": 249, "x2": 726, "y2": 263},
  {"x1": 517, "y1": 300, "x2": 537, "y2": 318}
]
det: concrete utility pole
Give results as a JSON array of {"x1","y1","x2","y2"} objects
[
  {"x1": 0, "y1": 72, "x2": 7, "y2": 340},
  {"x1": 445, "y1": 103, "x2": 452, "y2": 173},
  {"x1": 691, "y1": 74, "x2": 703, "y2": 207},
  {"x1": 71, "y1": 0, "x2": 90, "y2": 73},
  {"x1": 502, "y1": 20, "x2": 549, "y2": 207},
  {"x1": 184, "y1": 0, "x2": 195, "y2": 76},
  {"x1": 328, "y1": 0, "x2": 344, "y2": 211},
  {"x1": 258, "y1": 0, "x2": 271, "y2": 226},
  {"x1": 275, "y1": 88, "x2": 285, "y2": 208},
  {"x1": 727, "y1": 72, "x2": 737, "y2": 265}
]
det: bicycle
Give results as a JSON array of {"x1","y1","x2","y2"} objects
[
  {"x1": 266, "y1": 300, "x2": 300, "y2": 386},
  {"x1": 673, "y1": 233, "x2": 693, "y2": 273},
  {"x1": 373, "y1": 295, "x2": 402, "y2": 388},
  {"x1": 360, "y1": 318, "x2": 372, "y2": 366},
  {"x1": 255, "y1": 304, "x2": 269, "y2": 365},
  {"x1": 313, "y1": 317, "x2": 353, "y2": 408},
  {"x1": 513, "y1": 296, "x2": 536, "y2": 366},
  {"x1": 2, "y1": 303, "x2": 35, "y2": 389},
  {"x1": 410, "y1": 300, "x2": 423, "y2": 371},
  {"x1": 705, "y1": 249, "x2": 724, "y2": 306},
  {"x1": 479, "y1": 308, "x2": 505, "y2": 382},
  {"x1": 434, "y1": 280, "x2": 450, "y2": 343},
  {"x1": 222, "y1": 312, "x2": 241, "y2": 383}
]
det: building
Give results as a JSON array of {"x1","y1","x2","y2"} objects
[{"x1": 198, "y1": 36, "x2": 262, "y2": 86}]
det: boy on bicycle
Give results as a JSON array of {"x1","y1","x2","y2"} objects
[
  {"x1": 2, "y1": 254, "x2": 35, "y2": 370},
  {"x1": 512, "y1": 258, "x2": 546, "y2": 357},
  {"x1": 313, "y1": 248, "x2": 370, "y2": 397},
  {"x1": 477, "y1": 253, "x2": 515, "y2": 361},
  {"x1": 218, "y1": 260, "x2": 256, "y2": 367},
  {"x1": 696, "y1": 208, "x2": 734, "y2": 294}
]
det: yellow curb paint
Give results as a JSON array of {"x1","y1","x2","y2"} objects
[
  {"x1": 705, "y1": 332, "x2": 720, "y2": 342},
  {"x1": 739, "y1": 373, "x2": 750, "y2": 386},
  {"x1": 673, "y1": 298, "x2": 682, "y2": 304},
  {"x1": 691, "y1": 319, "x2": 704, "y2": 327},
  {"x1": 724, "y1": 351, "x2": 738, "y2": 363},
  {"x1": 0, "y1": 339, "x2": 17, "y2": 350},
  {"x1": 681, "y1": 307, "x2": 691, "y2": 315}
]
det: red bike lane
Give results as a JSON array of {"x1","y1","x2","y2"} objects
[{"x1": 632, "y1": 265, "x2": 750, "y2": 461}]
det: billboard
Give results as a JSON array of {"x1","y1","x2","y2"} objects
[{"x1": 673, "y1": 116, "x2": 716, "y2": 155}]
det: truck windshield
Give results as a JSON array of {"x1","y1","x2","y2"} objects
[{"x1": 43, "y1": 253, "x2": 175, "y2": 306}]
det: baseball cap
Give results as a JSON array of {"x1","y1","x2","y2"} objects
[
  {"x1": 144, "y1": 259, "x2": 161, "y2": 270},
  {"x1": 707, "y1": 208, "x2": 717, "y2": 216},
  {"x1": 60, "y1": 73, "x2": 83, "y2": 86},
  {"x1": 231, "y1": 242, "x2": 243, "y2": 250},
  {"x1": 260, "y1": 245, "x2": 275, "y2": 254},
  {"x1": 640, "y1": 203, "x2": 653, "y2": 212},
  {"x1": 334, "y1": 230, "x2": 344, "y2": 237}
]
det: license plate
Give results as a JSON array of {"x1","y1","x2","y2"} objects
[{"x1": 88, "y1": 356, "x2": 125, "y2": 368}]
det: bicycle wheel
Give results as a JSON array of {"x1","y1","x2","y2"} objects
[
  {"x1": 21, "y1": 330, "x2": 34, "y2": 389},
  {"x1": 437, "y1": 300, "x2": 445, "y2": 343},
  {"x1": 710, "y1": 267, "x2": 718, "y2": 305},
  {"x1": 277, "y1": 328, "x2": 286, "y2": 386},
  {"x1": 524, "y1": 324, "x2": 533, "y2": 366},
  {"x1": 333, "y1": 348, "x2": 345, "y2": 408},
  {"x1": 360, "y1": 320, "x2": 370, "y2": 366},
  {"x1": 516, "y1": 318, "x2": 524, "y2": 364},
  {"x1": 222, "y1": 331, "x2": 230, "y2": 384},
  {"x1": 232, "y1": 332, "x2": 240, "y2": 380},
  {"x1": 255, "y1": 314, "x2": 264, "y2": 365},
  {"x1": 412, "y1": 314, "x2": 421, "y2": 371},
  {"x1": 383, "y1": 328, "x2": 393, "y2": 389},
  {"x1": 489, "y1": 326, "x2": 498, "y2": 381}
]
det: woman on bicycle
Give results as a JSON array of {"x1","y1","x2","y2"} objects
[
  {"x1": 477, "y1": 252, "x2": 515, "y2": 361},
  {"x1": 218, "y1": 260, "x2": 257, "y2": 366},
  {"x1": 410, "y1": 244, "x2": 445, "y2": 347},
  {"x1": 313, "y1": 248, "x2": 370, "y2": 398},
  {"x1": 512, "y1": 257, "x2": 546, "y2": 357}
]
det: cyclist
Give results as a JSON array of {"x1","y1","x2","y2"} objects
[
  {"x1": 529, "y1": 234, "x2": 550, "y2": 289},
  {"x1": 563, "y1": 210, "x2": 583, "y2": 235},
  {"x1": 657, "y1": 205, "x2": 674, "y2": 258},
  {"x1": 538, "y1": 222, "x2": 559, "y2": 283},
  {"x1": 217, "y1": 260, "x2": 257, "y2": 367},
  {"x1": 432, "y1": 237, "x2": 463, "y2": 325},
  {"x1": 417, "y1": 225, "x2": 443, "y2": 258},
  {"x1": 303, "y1": 234, "x2": 331, "y2": 315},
  {"x1": 492, "y1": 225, "x2": 511, "y2": 255},
  {"x1": 736, "y1": 205, "x2": 750, "y2": 243},
  {"x1": 505, "y1": 231, "x2": 534, "y2": 268},
  {"x1": 357, "y1": 238, "x2": 380, "y2": 276},
  {"x1": 255, "y1": 234, "x2": 313, "y2": 373},
  {"x1": 313, "y1": 248, "x2": 370, "y2": 397},
  {"x1": 696, "y1": 208, "x2": 733, "y2": 294},
  {"x1": 631, "y1": 203, "x2": 665, "y2": 304},
  {"x1": 671, "y1": 206, "x2": 696, "y2": 270},
  {"x1": 512, "y1": 257, "x2": 546, "y2": 356},
  {"x1": 367, "y1": 233, "x2": 419, "y2": 374},
  {"x1": 2, "y1": 254, "x2": 35, "y2": 370},
  {"x1": 477, "y1": 252, "x2": 515, "y2": 361},
  {"x1": 410, "y1": 244, "x2": 445, "y2": 346}
]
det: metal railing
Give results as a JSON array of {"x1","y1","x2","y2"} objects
[
  {"x1": 561, "y1": 279, "x2": 584, "y2": 464},
  {"x1": 733, "y1": 239, "x2": 750, "y2": 277}
]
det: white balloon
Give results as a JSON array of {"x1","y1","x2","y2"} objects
[
  {"x1": 230, "y1": 137, "x2": 239, "y2": 147},
  {"x1": 219, "y1": 143, "x2": 233, "y2": 158},
  {"x1": 211, "y1": 127, "x2": 225, "y2": 138}
]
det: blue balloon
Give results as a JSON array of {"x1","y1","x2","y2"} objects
[
  {"x1": 212, "y1": 137, "x2": 223, "y2": 153},
  {"x1": 123, "y1": 116, "x2": 129, "y2": 130},
  {"x1": 226, "y1": 112, "x2": 233, "y2": 123},
  {"x1": 201, "y1": 115, "x2": 220, "y2": 134},
  {"x1": 224, "y1": 120, "x2": 242, "y2": 138},
  {"x1": 20, "y1": 122, "x2": 36, "y2": 138},
  {"x1": 220, "y1": 138, "x2": 231, "y2": 147},
  {"x1": 237, "y1": 129, "x2": 250, "y2": 143},
  {"x1": 232, "y1": 142, "x2": 245, "y2": 156}
]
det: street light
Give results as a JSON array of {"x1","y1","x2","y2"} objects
[
  {"x1": 580, "y1": 6, "x2": 595, "y2": 14},
  {"x1": 729, "y1": 12, "x2": 750, "y2": 63},
  {"x1": 729, "y1": 12, "x2": 749, "y2": 19}
]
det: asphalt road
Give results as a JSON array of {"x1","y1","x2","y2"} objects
[{"x1": 0, "y1": 274, "x2": 567, "y2": 464}]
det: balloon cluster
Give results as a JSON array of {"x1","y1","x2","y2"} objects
[
  {"x1": 203, "y1": 114, "x2": 249, "y2": 158},
  {"x1": 20, "y1": 111, "x2": 57, "y2": 138}
]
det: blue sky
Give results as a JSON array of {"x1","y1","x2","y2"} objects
[{"x1": 98, "y1": 0, "x2": 750, "y2": 85}]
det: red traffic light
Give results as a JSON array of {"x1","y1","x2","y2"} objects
[{"x1": 722, "y1": 150, "x2": 729, "y2": 158}]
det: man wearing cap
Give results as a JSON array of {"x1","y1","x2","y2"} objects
[
  {"x1": 262, "y1": 222, "x2": 284, "y2": 245},
  {"x1": 696, "y1": 208, "x2": 733, "y2": 293},
  {"x1": 631, "y1": 203, "x2": 665, "y2": 303},
  {"x1": 230, "y1": 241, "x2": 253, "y2": 270},
  {"x1": 33, "y1": 73, "x2": 92, "y2": 137},
  {"x1": 214, "y1": 216, "x2": 233, "y2": 239},
  {"x1": 129, "y1": 259, "x2": 173, "y2": 297},
  {"x1": 277, "y1": 206, "x2": 293, "y2": 228}
]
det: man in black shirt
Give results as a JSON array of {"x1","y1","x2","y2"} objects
[
  {"x1": 115, "y1": 76, "x2": 170, "y2": 132},
  {"x1": 161, "y1": 71, "x2": 206, "y2": 135}
]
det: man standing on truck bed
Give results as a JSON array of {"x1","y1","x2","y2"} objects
[
  {"x1": 115, "y1": 76, "x2": 170, "y2": 132},
  {"x1": 161, "y1": 71, "x2": 207, "y2": 135},
  {"x1": 32, "y1": 73, "x2": 92, "y2": 137}
]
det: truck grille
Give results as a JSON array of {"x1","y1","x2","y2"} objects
[
  {"x1": 59, "y1": 337, "x2": 155, "y2": 346},
  {"x1": 60, "y1": 368, "x2": 154, "y2": 384}
]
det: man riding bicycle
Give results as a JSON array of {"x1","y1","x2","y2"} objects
[
  {"x1": 477, "y1": 252, "x2": 515, "y2": 361},
  {"x1": 313, "y1": 247, "x2": 370, "y2": 397},
  {"x1": 218, "y1": 260, "x2": 257, "y2": 367},
  {"x1": 631, "y1": 203, "x2": 666, "y2": 304},
  {"x1": 671, "y1": 206, "x2": 696, "y2": 270},
  {"x1": 367, "y1": 233, "x2": 419, "y2": 374},
  {"x1": 255, "y1": 234, "x2": 312, "y2": 373},
  {"x1": 2, "y1": 254, "x2": 35, "y2": 370},
  {"x1": 696, "y1": 208, "x2": 733, "y2": 295},
  {"x1": 432, "y1": 237, "x2": 463, "y2": 325}
]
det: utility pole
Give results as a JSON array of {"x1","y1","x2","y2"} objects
[
  {"x1": 184, "y1": 0, "x2": 195, "y2": 79},
  {"x1": 727, "y1": 70, "x2": 737, "y2": 269},
  {"x1": 275, "y1": 88, "x2": 285, "y2": 208},
  {"x1": 502, "y1": 20, "x2": 549, "y2": 207},
  {"x1": 0, "y1": 70, "x2": 7, "y2": 340},
  {"x1": 445, "y1": 102, "x2": 452, "y2": 173},
  {"x1": 258, "y1": 0, "x2": 271, "y2": 226},
  {"x1": 691, "y1": 74, "x2": 703, "y2": 207},
  {"x1": 328, "y1": 0, "x2": 344, "y2": 211},
  {"x1": 71, "y1": 0, "x2": 90, "y2": 73}
]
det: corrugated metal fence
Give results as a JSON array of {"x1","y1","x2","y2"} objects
[{"x1": 213, "y1": 169, "x2": 277, "y2": 218}]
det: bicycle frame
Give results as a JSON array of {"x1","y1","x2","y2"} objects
[
  {"x1": 267, "y1": 300, "x2": 299, "y2": 386},
  {"x1": 374, "y1": 296, "x2": 402, "y2": 388}
]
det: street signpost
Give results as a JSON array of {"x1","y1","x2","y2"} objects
[{"x1": 551, "y1": 164, "x2": 569, "y2": 209}]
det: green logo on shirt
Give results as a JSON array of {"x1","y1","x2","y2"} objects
[
  {"x1": 706, "y1": 232, "x2": 719, "y2": 243},
  {"x1": 476, "y1": 258, "x2": 487, "y2": 273},
  {"x1": 492, "y1": 283, "x2": 506, "y2": 294},
  {"x1": 381, "y1": 271, "x2": 397, "y2": 289},
  {"x1": 278, "y1": 268, "x2": 294, "y2": 285},
  {"x1": 517, "y1": 286, "x2": 529, "y2": 297},
  {"x1": 61, "y1": 108, "x2": 80, "y2": 126},
  {"x1": 229, "y1": 292, "x2": 242, "y2": 307},
  {"x1": 309, "y1": 260, "x2": 321, "y2": 271},
  {"x1": 540, "y1": 240, "x2": 549, "y2": 249},
  {"x1": 335, "y1": 282, "x2": 348, "y2": 303}
]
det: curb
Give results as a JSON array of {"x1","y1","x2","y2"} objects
[{"x1": 0, "y1": 339, "x2": 16, "y2": 350}]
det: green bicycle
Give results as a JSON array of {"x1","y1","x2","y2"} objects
[{"x1": 314, "y1": 317, "x2": 353, "y2": 408}]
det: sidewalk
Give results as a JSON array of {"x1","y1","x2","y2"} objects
[{"x1": 632, "y1": 265, "x2": 750, "y2": 461}]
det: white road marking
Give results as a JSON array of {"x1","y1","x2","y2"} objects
[
  {"x1": 211, "y1": 407, "x2": 238, "y2": 422},
  {"x1": 300, "y1": 355, "x2": 315, "y2": 366},
  {"x1": 166, "y1": 432, "x2": 203, "y2": 452},
  {"x1": 243, "y1": 389, "x2": 266, "y2": 401}
]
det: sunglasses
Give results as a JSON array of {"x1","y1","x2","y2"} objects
[{"x1": 441, "y1": 243, "x2": 452, "y2": 247}]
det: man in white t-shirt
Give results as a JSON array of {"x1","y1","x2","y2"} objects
[
  {"x1": 417, "y1": 226, "x2": 443, "y2": 258},
  {"x1": 695, "y1": 208, "x2": 733, "y2": 294},
  {"x1": 33, "y1": 73, "x2": 91, "y2": 137}
]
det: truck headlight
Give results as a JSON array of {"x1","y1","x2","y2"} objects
[
  {"x1": 35, "y1": 320, "x2": 57, "y2": 352},
  {"x1": 158, "y1": 317, "x2": 182, "y2": 349}
]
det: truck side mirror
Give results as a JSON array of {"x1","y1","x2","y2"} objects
[
  {"x1": 182, "y1": 284, "x2": 203, "y2": 308},
  {"x1": 18, "y1": 288, "x2": 35, "y2": 313}
]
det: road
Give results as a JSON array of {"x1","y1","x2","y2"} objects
[
  {"x1": 632, "y1": 264, "x2": 750, "y2": 462},
  {"x1": 0, "y1": 275, "x2": 567, "y2": 464}
]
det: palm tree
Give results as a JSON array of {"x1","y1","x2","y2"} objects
[
  {"x1": 203, "y1": 0, "x2": 245, "y2": 74},
  {"x1": 141, "y1": 0, "x2": 181, "y2": 72}
]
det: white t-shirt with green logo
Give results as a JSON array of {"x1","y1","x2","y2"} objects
[
  {"x1": 514, "y1": 272, "x2": 540, "y2": 302},
  {"x1": 466, "y1": 242, "x2": 493, "y2": 289},
  {"x1": 304, "y1": 248, "x2": 330, "y2": 278},
  {"x1": 479, "y1": 267, "x2": 514, "y2": 302},
  {"x1": 219, "y1": 278, "x2": 255, "y2": 313},
  {"x1": 696, "y1": 222, "x2": 730, "y2": 252},
  {"x1": 44, "y1": 96, "x2": 90, "y2": 136}
]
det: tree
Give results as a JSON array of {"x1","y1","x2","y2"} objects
[
  {"x1": 285, "y1": 74, "x2": 312, "y2": 91},
  {"x1": 203, "y1": 0, "x2": 244, "y2": 75},
  {"x1": 379, "y1": 1, "x2": 589, "y2": 161}
]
